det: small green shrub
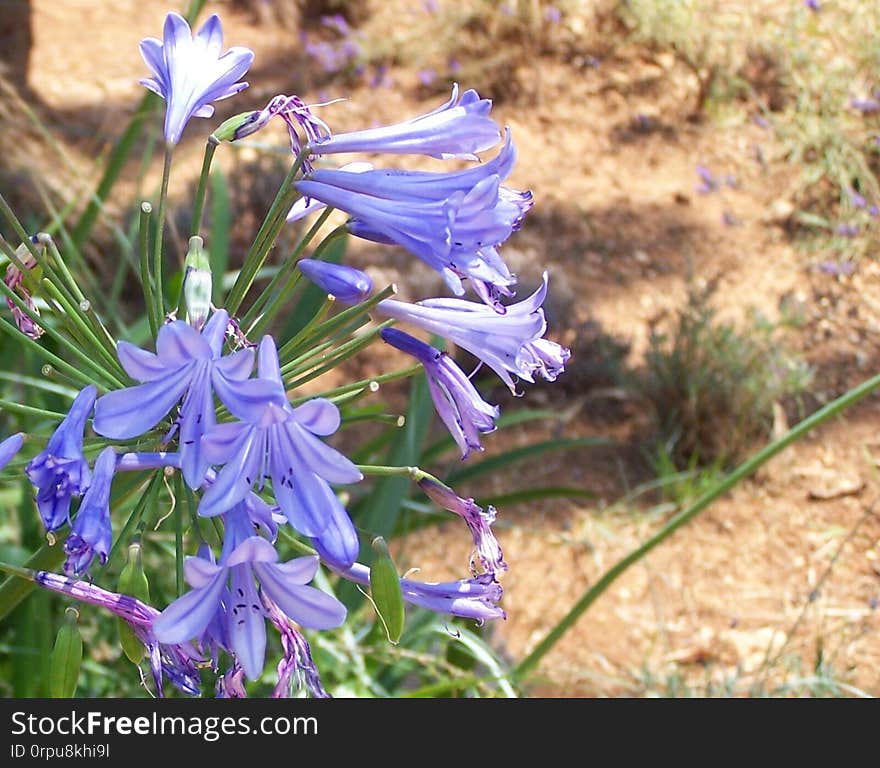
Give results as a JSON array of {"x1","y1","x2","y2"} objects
[{"x1": 639, "y1": 279, "x2": 813, "y2": 469}]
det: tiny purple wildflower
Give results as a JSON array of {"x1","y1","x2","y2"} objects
[
  {"x1": 804, "y1": 0, "x2": 821, "y2": 11},
  {"x1": 298, "y1": 258, "x2": 373, "y2": 303},
  {"x1": 26, "y1": 386, "x2": 96, "y2": 532},
  {"x1": 418, "y1": 68, "x2": 437, "y2": 86},
  {"x1": 381, "y1": 328, "x2": 499, "y2": 458},
  {"x1": 696, "y1": 164, "x2": 719, "y2": 194},
  {"x1": 850, "y1": 96, "x2": 880, "y2": 114},
  {"x1": 139, "y1": 13, "x2": 254, "y2": 145},
  {"x1": 847, "y1": 188, "x2": 867, "y2": 208},
  {"x1": 836, "y1": 222, "x2": 860, "y2": 238},
  {"x1": 93, "y1": 310, "x2": 255, "y2": 489},
  {"x1": 63, "y1": 447, "x2": 116, "y2": 576},
  {"x1": 377, "y1": 272, "x2": 570, "y2": 393}
]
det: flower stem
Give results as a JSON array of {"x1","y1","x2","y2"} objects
[
  {"x1": 225, "y1": 146, "x2": 309, "y2": 316},
  {"x1": 511, "y1": 368, "x2": 880, "y2": 682},
  {"x1": 190, "y1": 138, "x2": 218, "y2": 237},
  {"x1": 139, "y1": 202, "x2": 159, "y2": 337},
  {"x1": 152, "y1": 146, "x2": 174, "y2": 328},
  {"x1": 291, "y1": 364, "x2": 421, "y2": 406},
  {"x1": 242, "y1": 211, "x2": 337, "y2": 333}
]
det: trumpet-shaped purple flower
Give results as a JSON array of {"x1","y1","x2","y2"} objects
[
  {"x1": 298, "y1": 258, "x2": 373, "y2": 304},
  {"x1": 200, "y1": 336, "x2": 361, "y2": 561},
  {"x1": 308, "y1": 84, "x2": 501, "y2": 160},
  {"x1": 295, "y1": 142, "x2": 529, "y2": 304},
  {"x1": 381, "y1": 328, "x2": 498, "y2": 458},
  {"x1": 377, "y1": 272, "x2": 570, "y2": 393},
  {"x1": 93, "y1": 310, "x2": 255, "y2": 489},
  {"x1": 154, "y1": 508, "x2": 346, "y2": 680},
  {"x1": 63, "y1": 447, "x2": 116, "y2": 576},
  {"x1": 418, "y1": 476, "x2": 507, "y2": 577},
  {"x1": 34, "y1": 570, "x2": 202, "y2": 697},
  {"x1": 0, "y1": 432, "x2": 24, "y2": 472},
  {"x1": 26, "y1": 386, "x2": 96, "y2": 532},
  {"x1": 337, "y1": 563, "x2": 505, "y2": 623},
  {"x1": 140, "y1": 13, "x2": 254, "y2": 145}
]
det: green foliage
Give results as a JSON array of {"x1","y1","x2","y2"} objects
[{"x1": 639, "y1": 279, "x2": 812, "y2": 469}]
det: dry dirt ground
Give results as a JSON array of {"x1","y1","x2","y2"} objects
[{"x1": 6, "y1": 0, "x2": 880, "y2": 696}]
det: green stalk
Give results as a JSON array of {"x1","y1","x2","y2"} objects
[
  {"x1": 283, "y1": 320, "x2": 393, "y2": 389},
  {"x1": 41, "y1": 282, "x2": 122, "y2": 376},
  {"x1": 139, "y1": 202, "x2": 158, "y2": 337},
  {"x1": 242, "y1": 212, "x2": 337, "y2": 332},
  {"x1": 190, "y1": 138, "x2": 218, "y2": 237},
  {"x1": 0, "y1": 191, "x2": 43, "y2": 263},
  {"x1": 0, "y1": 542, "x2": 66, "y2": 623},
  {"x1": 512, "y1": 368, "x2": 880, "y2": 681},
  {"x1": 290, "y1": 364, "x2": 421, "y2": 406},
  {"x1": 152, "y1": 146, "x2": 175, "y2": 325},
  {"x1": 0, "y1": 399, "x2": 64, "y2": 420},
  {"x1": 0, "y1": 281, "x2": 123, "y2": 389},
  {"x1": 224, "y1": 147, "x2": 309, "y2": 316},
  {"x1": 36, "y1": 234, "x2": 118, "y2": 353},
  {"x1": 277, "y1": 284, "x2": 397, "y2": 361},
  {"x1": 0, "y1": 318, "x2": 97, "y2": 390}
]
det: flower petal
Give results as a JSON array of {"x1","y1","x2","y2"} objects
[
  {"x1": 153, "y1": 567, "x2": 228, "y2": 644},
  {"x1": 254, "y1": 562, "x2": 346, "y2": 630}
]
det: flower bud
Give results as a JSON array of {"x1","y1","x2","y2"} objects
[
  {"x1": 118, "y1": 540, "x2": 151, "y2": 664},
  {"x1": 298, "y1": 258, "x2": 372, "y2": 304},
  {"x1": 370, "y1": 536, "x2": 405, "y2": 644},
  {"x1": 183, "y1": 235, "x2": 212, "y2": 330},
  {"x1": 211, "y1": 109, "x2": 268, "y2": 143},
  {"x1": 50, "y1": 608, "x2": 83, "y2": 698}
]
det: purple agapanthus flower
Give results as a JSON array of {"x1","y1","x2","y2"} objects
[
  {"x1": 0, "y1": 432, "x2": 24, "y2": 472},
  {"x1": 295, "y1": 133, "x2": 529, "y2": 304},
  {"x1": 154, "y1": 507, "x2": 346, "y2": 680},
  {"x1": 140, "y1": 12, "x2": 254, "y2": 145},
  {"x1": 93, "y1": 310, "x2": 255, "y2": 489},
  {"x1": 307, "y1": 84, "x2": 501, "y2": 160},
  {"x1": 381, "y1": 328, "x2": 498, "y2": 458},
  {"x1": 418, "y1": 476, "x2": 507, "y2": 577},
  {"x1": 298, "y1": 258, "x2": 373, "y2": 304},
  {"x1": 34, "y1": 570, "x2": 202, "y2": 697},
  {"x1": 377, "y1": 272, "x2": 570, "y2": 393},
  {"x1": 199, "y1": 336, "x2": 362, "y2": 561},
  {"x1": 337, "y1": 563, "x2": 505, "y2": 623},
  {"x1": 63, "y1": 447, "x2": 116, "y2": 576},
  {"x1": 26, "y1": 386, "x2": 96, "y2": 532}
]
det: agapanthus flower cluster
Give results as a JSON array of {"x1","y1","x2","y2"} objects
[{"x1": 0, "y1": 10, "x2": 571, "y2": 698}]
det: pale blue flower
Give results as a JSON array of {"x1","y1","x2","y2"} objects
[
  {"x1": 298, "y1": 258, "x2": 373, "y2": 304},
  {"x1": 307, "y1": 84, "x2": 501, "y2": 160},
  {"x1": 199, "y1": 336, "x2": 362, "y2": 557},
  {"x1": 93, "y1": 310, "x2": 255, "y2": 489},
  {"x1": 0, "y1": 432, "x2": 24, "y2": 472},
  {"x1": 154, "y1": 508, "x2": 346, "y2": 680},
  {"x1": 377, "y1": 272, "x2": 570, "y2": 393},
  {"x1": 140, "y1": 13, "x2": 254, "y2": 145}
]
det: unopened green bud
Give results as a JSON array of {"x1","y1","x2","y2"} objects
[
  {"x1": 369, "y1": 537, "x2": 405, "y2": 644},
  {"x1": 212, "y1": 110, "x2": 267, "y2": 143},
  {"x1": 118, "y1": 541, "x2": 150, "y2": 664},
  {"x1": 183, "y1": 235, "x2": 212, "y2": 331},
  {"x1": 50, "y1": 608, "x2": 83, "y2": 698}
]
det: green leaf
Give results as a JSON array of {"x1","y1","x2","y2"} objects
[
  {"x1": 445, "y1": 436, "x2": 612, "y2": 485},
  {"x1": 49, "y1": 611, "x2": 83, "y2": 698},
  {"x1": 209, "y1": 167, "x2": 231, "y2": 301},
  {"x1": 369, "y1": 537, "x2": 405, "y2": 644},
  {"x1": 117, "y1": 542, "x2": 150, "y2": 664}
]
